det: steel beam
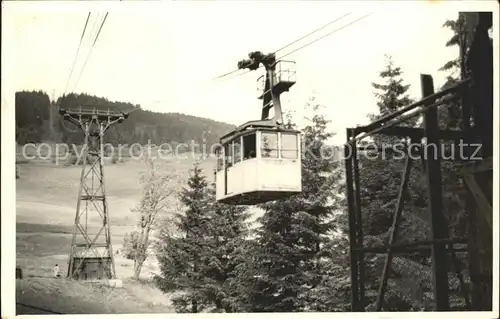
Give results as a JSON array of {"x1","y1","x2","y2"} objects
[
  {"x1": 351, "y1": 136, "x2": 365, "y2": 309},
  {"x1": 421, "y1": 74, "x2": 450, "y2": 311},
  {"x1": 353, "y1": 125, "x2": 464, "y2": 141},
  {"x1": 350, "y1": 79, "x2": 470, "y2": 143},
  {"x1": 345, "y1": 128, "x2": 361, "y2": 311}
]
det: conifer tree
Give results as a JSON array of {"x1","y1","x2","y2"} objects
[
  {"x1": 437, "y1": 17, "x2": 470, "y2": 242},
  {"x1": 155, "y1": 163, "x2": 211, "y2": 313},
  {"x1": 295, "y1": 99, "x2": 343, "y2": 303},
  {"x1": 360, "y1": 55, "x2": 423, "y2": 237},
  {"x1": 306, "y1": 236, "x2": 351, "y2": 311},
  {"x1": 438, "y1": 17, "x2": 464, "y2": 131},
  {"x1": 233, "y1": 98, "x2": 344, "y2": 312},
  {"x1": 155, "y1": 163, "x2": 251, "y2": 313},
  {"x1": 199, "y1": 184, "x2": 251, "y2": 312},
  {"x1": 358, "y1": 56, "x2": 432, "y2": 309}
]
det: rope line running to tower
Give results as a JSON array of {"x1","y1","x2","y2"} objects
[
  {"x1": 58, "y1": 10, "x2": 141, "y2": 134},
  {"x1": 72, "y1": 12, "x2": 109, "y2": 93},
  {"x1": 215, "y1": 12, "x2": 373, "y2": 82},
  {"x1": 213, "y1": 12, "x2": 352, "y2": 80},
  {"x1": 63, "y1": 12, "x2": 91, "y2": 96},
  {"x1": 279, "y1": 12, "x2": 373, "y2": 60},
  {"x1": 58, "y1": 12, "x2": 95, "y2": 132},
  {"x1": 62, "y1": 12, "x2": 101, "y2": 97}
]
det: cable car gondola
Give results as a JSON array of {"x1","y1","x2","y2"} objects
[{"x1": 215, "y1": 51, "x2": 302, "y2": 206}]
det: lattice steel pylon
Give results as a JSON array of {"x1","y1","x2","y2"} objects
[{"x1": 60, "y1": 107, "x2": 129, "y2": 279}]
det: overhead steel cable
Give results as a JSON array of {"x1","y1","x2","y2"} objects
[
  {"x1": 72, "y1": 12, "x2": 109, "y2": 92},
  {"x1": 62, "y1": 12, "x2": 102, "y2": 99},
  {"x1": 58, "y1": 12, "x2": 92, "y2": 131},
  {"x1": 58, "y1": 13, "x2": 109, "y2": 134},
  {"x1": 63, "y1": 12, "x2": 92, "y2": 96},
  {"x1": 273, "y1": 12, "x2": 352, "y2": 54},
  {"x1": 213, "y1": 12, "x2": 352, "y2": 80},
  {"x1": 277, "y1": 12, "x2": 374, "y2": 60},
  {"x1": 218, "y1": 12, "x2": 374, "y2": 82}
]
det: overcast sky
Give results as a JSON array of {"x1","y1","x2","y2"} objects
[{"x1": 3, "y1": 1, "x2": 497, "y2": 144}]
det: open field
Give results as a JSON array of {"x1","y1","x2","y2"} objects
[{"x1": 15, "y1": 153, "x2": 224, "y2": 314}]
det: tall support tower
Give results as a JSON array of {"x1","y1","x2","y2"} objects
[{"x1": 60, "y1": 107, "x2": 129, "y2": 280}]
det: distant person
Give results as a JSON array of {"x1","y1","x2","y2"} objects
[
  {"x1": 16, "y1": 266, "x2": 23, "y2": 279},
  {"x1": 53, "y1": 264, "x2": 60, "y2": 278}
]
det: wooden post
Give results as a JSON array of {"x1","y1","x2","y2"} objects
[
  {"x1": 345, "y1": 129, "x2": 361, "y2": 311},
  {"x1": 463, "y1": 12, "x2": 493, "y2": 310},
  {"x1": 421, "y1": 74, "x2": 450, "y2": 311},
  {"x1": 351, "y1": 137, "x2": 366, "y2": 309}
]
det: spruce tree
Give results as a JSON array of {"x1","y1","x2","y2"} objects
[
  {"x1": 306, "y1": 236, "x2": 351, "y2": 311},
  {"x1": 233, "y1": 98, "x2": 343, "y2": 312},
  {"x1": 359, "y1": 56, "x2": 433, "y2": 310},
  {"x1": 360, "y1": 55, "x2": 424, "y2": 237},
  {"x1": 200, "y1": 183, "x2": 251, "y2": 312},
  {"x1": 436, "y1": 17, "x2": 470, "y2": 245},
  {"x1": 438, "y1": 17, "x2": 464, "y2": 131},
  {"x1": 295, "y1": 99, "x2": 343, "y2": 307},
  {"x1": 155, "y1": 163, "x2": 251, "y2": 313},
  {"x1": 155, "y1": 163, "x2": 211, "y2": 313}
]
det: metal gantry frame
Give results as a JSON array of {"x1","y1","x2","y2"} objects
[
  {"x1": 60, "y1": 107, "x2": 129, "y2": 279},
  {"x1": 344, "y1": 12, "x2": 493, "y2": 311}
]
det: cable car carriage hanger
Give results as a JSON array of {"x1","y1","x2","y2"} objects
[{"x1": 214, "y1": 51, "x2": 303, "y2": 206}]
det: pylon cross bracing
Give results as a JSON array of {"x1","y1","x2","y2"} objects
[{"x1": 60, "y1": 107, "x2": 128, "y2": 279}]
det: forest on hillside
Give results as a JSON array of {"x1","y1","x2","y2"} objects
[
  {"x1": 15, "y1": 92, "x2": 236, "y2": 148},
  {"x1": 119, "y1": 17, "x2": 492, "y2": 312}
]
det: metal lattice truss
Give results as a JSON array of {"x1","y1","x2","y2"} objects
[{"x1": 60, "y1": 108, "x2": 128, "y2": 279}]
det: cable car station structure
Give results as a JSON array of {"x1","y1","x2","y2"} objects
[
  {"x1": 215, "y1": 51, "x2": 302, "y2": 205},
  {"x1": 343, "y1": 12, "x2": 493, "y2": 311},
  {"x1": 216, "y1": 12, "x2": 493, "y2": 312},
  {"x1": 60, "y1": 107, "x2": 130, "y2": 280}
]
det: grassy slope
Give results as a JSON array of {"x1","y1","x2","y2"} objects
[
  {"x1": 15, "y1": 155, "x2": 221, "y2": 314},
  {"x1": 16, "y1": 277, "x2": 180, "y2": 314}
]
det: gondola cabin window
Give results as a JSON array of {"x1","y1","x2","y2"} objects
[
  {"x1": 234, "y1": 138, "x2": 242, "y2": 164},
  {"x1": 261, "y1": 132, "x2": 278, "y2": 158},
  {"x1": 242, "y1": 133, "x2": 257, "y2": 160},
  {"x1": 216, "y1": 147, "x2": 224, "y2": 171},
  {"x1": 215, "y1": 128, "x2": 302, "y2": 206},
  {"x1": 225, "y1": 142, "x2": 233, "y2": 168},
  {"x1": 280, "y1": 132, "x2": 299, "y2": 159}
]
